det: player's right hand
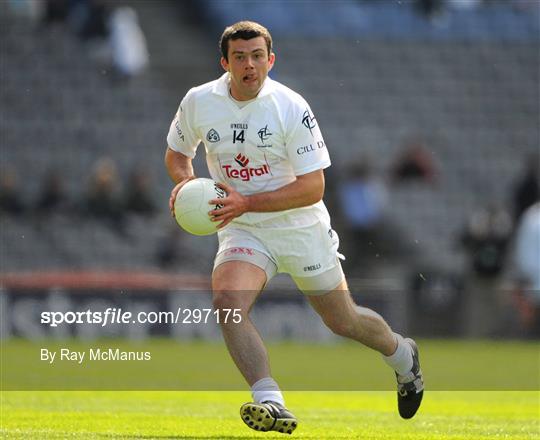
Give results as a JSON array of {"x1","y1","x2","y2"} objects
[{"x1": 169, "y1": 176, "x2": 195, "y2": 217}]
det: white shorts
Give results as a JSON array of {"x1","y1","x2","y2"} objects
[{"x1": 213, "y1": 215, "x2": 345, "y2": 294}]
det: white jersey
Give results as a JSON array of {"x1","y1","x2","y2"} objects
[{"x1": 167, "y1": 73, "x2": 331, "y2": 226}]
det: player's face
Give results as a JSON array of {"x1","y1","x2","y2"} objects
[{"x1": 221, "y1": 37, "x2": 275, "y2": 101}]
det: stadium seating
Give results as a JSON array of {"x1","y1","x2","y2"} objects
[{"x1": 1, "y1": 1, "x2": 538, "y2": 278}]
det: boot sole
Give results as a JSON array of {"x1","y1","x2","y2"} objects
[{"x1": 240, "y1": 403, "x2": 297, "y2": 434}]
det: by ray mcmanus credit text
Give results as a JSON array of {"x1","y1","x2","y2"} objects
[{"x1": 40, "y1": 347, "x2": 152, "y2": 364}]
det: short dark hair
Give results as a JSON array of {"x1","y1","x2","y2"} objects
[{"x1": 219, "y1": 21, "x2": 272, "y2": 61}]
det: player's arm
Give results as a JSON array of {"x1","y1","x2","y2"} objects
[
  {"x1": 165, "y1": 89, "x2": 201, "y2": 216},
  {"x1": 165, "y1": 147, "x2": 196, "y2": 216},
  {"x1": 209, "y1": 169, "x2": 325, "y2": 228},
  {"x1": 244, "y1": 169, "x2": 324, "y2": 211}
]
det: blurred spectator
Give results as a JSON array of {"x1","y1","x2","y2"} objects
[
  {"x1": 124, "y1": 168, "x2": 156, "y2": 216},
  {"x1": 109, "y1": 7, "x2": 149, "y2": 79},
  {"x1": 41, "y1": 0, "x2": 110, "y2": 42},
  {"x1": 82, "y1": 157, "x2": 125, "y2": 231},
  {"x1": 408, "y1": 268, "x2": 464, "y2": 337},
  {"x1": 460, "y1": 205, "x2": 513, "y2": 337},
  {"x1": 511, "y1": 154, "x2": 539, "y2": 223},
  {"x1": 461, "y1": 205, "x2": 513, "y2": 278},
  {"x1": 34, "y1": 169, "x2": 71, "y2": 215},
  {"x1": 337, "y1": 158, "x2": 389, "y2": 273},
  {"x1": 42, "y1": 0, "x2": 70, "y2": 25},
  {"x1": 390, "y1": 139, "x2": 438, "y2": 185},
  {"x1": 511, "y1": 202, "x2": 540, "y2": 337},
  {"x1": 339, "y1": 159, "x2": 388, "y2": 230},
  {"x1": 155, "y1": 225, "x2": 182, "y2": 269},
  {"x1": 414, "y1": 0, "x2": 446, "y2": 20},
  {"x1": 0, "y1": 168, "x2": 25, "y2": 216},
  {"x1": 69, "y1": 0, "x2": 110, "y2": 41}
]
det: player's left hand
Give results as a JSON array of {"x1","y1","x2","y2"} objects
[{"x1": 208, "y1": 182, "x2": 249, "y2": 229}]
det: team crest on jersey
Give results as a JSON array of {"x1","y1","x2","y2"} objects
[
  {"x1": 206, "y1": 128, "x2": 220, "y2": 143},
  {"x1": 302, "y1": 109, "x2": 317, "y2": 136},
  {"x1": 257, "y1": 125, "x2": 273, "y2": 148}
]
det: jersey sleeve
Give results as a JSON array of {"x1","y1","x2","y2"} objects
[
  {"x1": 166, "y1": 90, "x2": 200, "y2": 158},
  {"x1": 284, "y1": 102, "x2": 331, "y2": 176}
]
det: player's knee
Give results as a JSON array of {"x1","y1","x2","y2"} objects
[
  {"x1": 212, "y1": 291, "x2": 248, "y2": 314},
  {"x1": 212, "y1": 291, "x2": 236, "y2": 309}
]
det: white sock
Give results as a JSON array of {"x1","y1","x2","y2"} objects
[
  {"x1": 382, "y1": 333, "x2": 413, "y2": 376},
  {"x1": 251, "y1": 377, "x2": 284, "y2": 406}
]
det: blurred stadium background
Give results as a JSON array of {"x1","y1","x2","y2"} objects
[{"x1": 1, "y1": 0, "x2": 539, "y2": 367}]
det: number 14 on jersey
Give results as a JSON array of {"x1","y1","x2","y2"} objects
[{"x1": 233, "y1": 129, "x2": 245, "y2": 143}]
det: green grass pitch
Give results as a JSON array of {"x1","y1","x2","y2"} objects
[
  {"x1": 1, "y1": 391, "x2": 538, "y2": 439},
  {"x1": 1, "y1": 339, "x2": 539, "y2": 438}
]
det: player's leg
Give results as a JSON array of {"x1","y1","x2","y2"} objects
[
  {"x1": 283, "y1": 214, "x2": 423, "y2": 419},
  {"x1": 212, "y1": 260, "x2": 269, "y2": 386},
  {"x1": 213, "y1": 249, "x2": 298, "y2": 434},
  {"x1": 306, "y1": 278, "x2": 396, "y2": 355},
  {"x1": 304, "y1": 275, "x2": 423, "y2": 418}
]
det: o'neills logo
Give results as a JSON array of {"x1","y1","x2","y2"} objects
[{"x1": 222, "y1": 164, "x2": 271, "y2": 181}]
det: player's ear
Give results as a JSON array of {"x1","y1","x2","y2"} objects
[
  {"x1": 267, "y1": 52, "x2": 275, "y2": 72},
  {"x1": 220, "y1": 57, "x2": 229, "y2": 72}
]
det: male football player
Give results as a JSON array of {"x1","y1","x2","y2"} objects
[{"x1": 165, "y1": 21, "x2": 423, "y2": 435}]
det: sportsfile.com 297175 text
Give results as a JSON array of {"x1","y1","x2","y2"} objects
[{"x1": 40, "y1": 308, "x2": 242, "y2": 327}]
